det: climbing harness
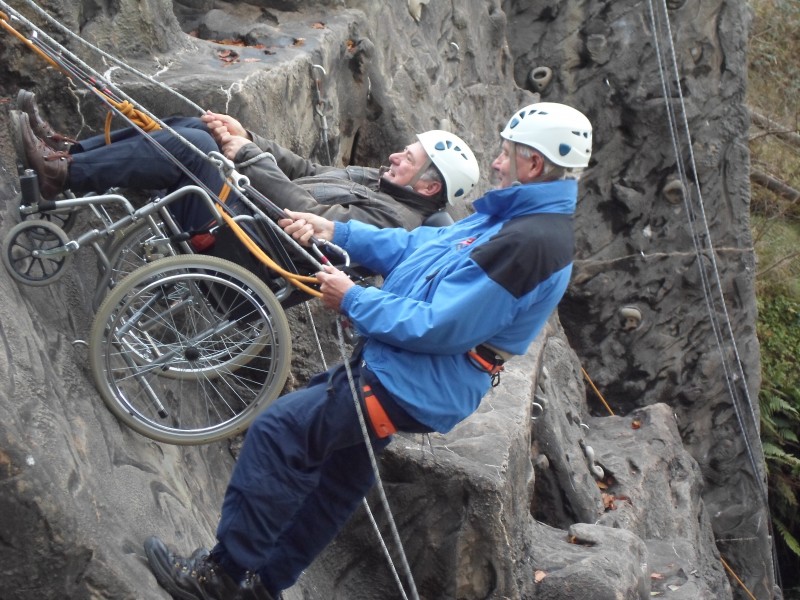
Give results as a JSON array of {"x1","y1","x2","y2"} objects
[
  {"x1": 646, "y1": 0, "x2": 782, "y2": 593},
  {"x1": 361, "y1": 383, "x2": 398, "y2": 439},
  {"x1": 467, "y1": 343, "x2": 508, "y2": 387}
]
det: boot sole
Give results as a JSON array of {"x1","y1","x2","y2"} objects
[
  {"x1": 144, "y1": 537, "x2": 208, "y2": 600},
  {"x1": 8, "y1": 110, "x2": 30, "y2": 170}
]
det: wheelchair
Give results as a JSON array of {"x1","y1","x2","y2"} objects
[
  {"x1": 3, "y1": 157, "x2": 454, "y2": 445},
  {"x1": 1, "y1": 175, "x2": 324, "y2": 445}
]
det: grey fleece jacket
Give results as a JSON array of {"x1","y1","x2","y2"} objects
[{"x1": 232, "y1": 133, "x2": 446, "y2": 230}]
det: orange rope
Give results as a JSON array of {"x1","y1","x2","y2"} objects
[
  {"x1": 720, "y1": 557, "x2": 758, "y2": 600},
  {"x1": 216, "y1": 204, "x2": 322, "y2": 298},
  {"x1": 104, "y1": 99, "x2": 161, "y2": 144},
  {"x1": 581, "y1": 367, "x2": 615, "y2": 416},
  {"x1": 218, "y1": 182, "x2": 231, "y2": 203},
  {"x1": 0, "y1": 11, "x2": 321, "y2": 297},
  {"x1": 0, "y1": 12, "x2": 66, "y2": 74},
  {"x1": 0, "y1": 12, "x2": 161, "y2": 143}
]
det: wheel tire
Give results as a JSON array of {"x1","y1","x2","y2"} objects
[
  {"x1": 89, "y1": 254, "x2": 292, "y2": 445},
  {"x1": 2, "y1": 219, "x2": 72, "y2": 286}
]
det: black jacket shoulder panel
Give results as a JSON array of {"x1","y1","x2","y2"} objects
[{"x1": 470, "y1": 213, "x2": 574, "y2": 298}]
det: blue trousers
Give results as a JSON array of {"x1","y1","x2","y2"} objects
[
  {"x1": 68, "y1": 117, "x2": 225, "y2": 231},
  {"x1": 211, "y1": 360, "x2": 430, "y2": 595}
]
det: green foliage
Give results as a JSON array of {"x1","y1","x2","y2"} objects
[
  {"x1": 775, "y1": 519, "x2": 800, "y2": 559},
  {"x1": 749, "y1": 1, "x2": 800, "y2": 577},
  {"x1": 757, "y1": 293, "x2": 800, "y2": 564}
]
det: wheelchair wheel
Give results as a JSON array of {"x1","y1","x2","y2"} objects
[
  {"x1": 2, "y1": 219, "x2": 72, "y2": 286},
  {"x1": 89, "y1": 254, "x2": 292, "y2": 445},
  {"x1": 94, "y1": 219, "x2": 176, "y2": 309}
]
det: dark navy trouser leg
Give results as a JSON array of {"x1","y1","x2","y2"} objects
[
  {"x1": 68, "y1": 117, "x2": 225, "y2": 230},
  {"x1": 212, "y1": 364, "x2": 388, "y2": 581},
  {"x1": 255, "y1": 424, "x2": 390, "y2": 594}
]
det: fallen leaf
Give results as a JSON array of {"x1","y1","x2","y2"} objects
[
  {"x1": 650, "y1": 572, "x2": 665, "y2": 580},
  {"x1": 534, "y1": 570, "x2": 547, "y2": 583},
  {"x1": 311, "y1": 22, "x2": 326, "y2": 29},
  {"x1": 293, "y1": 38, "x2": 306, "y2": 47},
  {"x1": 216, "y1": 39, "x2": 247, "y2": 47},
  {"x1": 631, "y1": 419, "x2": 641, "y2": 429},
  {"x1": 217, "y1": 49, "x2": 240, "y2": 64}
]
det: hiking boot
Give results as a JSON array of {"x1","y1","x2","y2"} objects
[
  {"x1": 9, "y1": 110, "x2": 71, "y2": 200},
  {"x1": 144, "y1": 536, "x2": 273, "y2": 600},
  {"x1": 16, "y1": 89, "x2": 76, "y2": 152}
]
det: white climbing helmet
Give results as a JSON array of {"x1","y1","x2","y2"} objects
[
  {"x1": 500, "y1": 102, "x2": 592, "y2": 169},
  {"x1": 416, "y1": 130, "x2": 480, "y2": 204}
]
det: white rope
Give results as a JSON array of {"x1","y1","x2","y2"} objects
[
  {"x1": 646, "y1": 0, "x2": 782, "y2": 591},
  {"x1": 336, "y1": 320, "x2": 420, "y2": 600},
  {"x1": 646, "y1": 0, "x2": 766, "y2": 493},
  {"x1": 295, "y1": 82, "x2": 418, "y2": 597},
  {"x1": 12, "y1": 0, "x2": 205, "y2": 114},
  {"x1": 300, "y1": 115, "x2": 419, "y2": 598},
  {"x1": 236, "y1": 151, "x2": 277, "y2": 169},
  {"x1": 0, "y1": 0, "x2": 214, "y2": 170}
]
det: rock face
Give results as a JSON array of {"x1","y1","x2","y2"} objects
[{"x1": 0, "y1": 0, "x2": 775, "y2": 599}]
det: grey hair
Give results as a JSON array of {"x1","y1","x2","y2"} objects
[
  {"x1": 419, "y1": 163, "x2": 444, "y2": 185},
  {"x1": 515, "y1": 143, "x2": 584, "y2": 180}
]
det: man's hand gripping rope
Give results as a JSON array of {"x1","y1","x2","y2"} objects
[{"x1": 212, "y1": 151, "x2": 354, "y2": 304}]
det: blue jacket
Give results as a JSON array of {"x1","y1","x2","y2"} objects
[{"x1": 335, "y1": 179, "x2": 577, "y2": 432}]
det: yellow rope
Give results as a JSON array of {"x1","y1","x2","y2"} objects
[
  {"x1": 720, "y1": 557, "x2": 758, "y2": 600},
  {"x1": 581, "y1": 367, "x2": 615, "y2": 416},
  {"x1": 0, "y1": 11, "x2": 322, "y2": 298},
  {"x1": 0, "y1": 12, "x2": 66, "y2": 74},
  {"x1": 104, "y1": 99, "x2": 161, "y2": 144},
  {"x1": 216, "y1": 204, "x2": 323, "y2": 298}
]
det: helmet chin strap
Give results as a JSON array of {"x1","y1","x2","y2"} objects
[
  {"x1": 508, "y1": 142, "x2": 521, "y2": 186},
  {"x1": 406, "y1": 157, "x2": 432, "y2": 189}
]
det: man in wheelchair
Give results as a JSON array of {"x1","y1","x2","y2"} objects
[{"x1": 10, "y1": 90, "x2": 478, "y2": 245}]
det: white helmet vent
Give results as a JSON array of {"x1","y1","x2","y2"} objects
[{"x1": 501, "y1": 103, "x2": 592, "y2": 169}]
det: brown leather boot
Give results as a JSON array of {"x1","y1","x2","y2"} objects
[
  {"x1": 16, "y1": 89, "x2": 76, "y2": 152},
  {"x1": 9, "y1": 110, "x2": 71, "y2": 200}
]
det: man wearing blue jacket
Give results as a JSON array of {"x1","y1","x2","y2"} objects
[{"x1": 144, "y1": 102, "x2": 593, "y2": 600}]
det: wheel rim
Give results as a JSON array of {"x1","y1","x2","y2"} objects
[
  {"x1": 2, "y1": 219, "x2": 71, "y2": 286},
  {"x1": 90, "y1": 255, "x2": 291, "y2": 444}
]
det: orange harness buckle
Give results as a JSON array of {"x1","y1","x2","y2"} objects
[
  {"x1": 467, "y1": 348, "x2": 505, "y2": 387},
  {"x1": 362, "y1": 384, "x2": 397, "y2": 439}
]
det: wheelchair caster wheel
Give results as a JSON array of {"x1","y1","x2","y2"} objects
[{"x1": 2, "y1": 219, "x2": 72, "y2": 286}]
